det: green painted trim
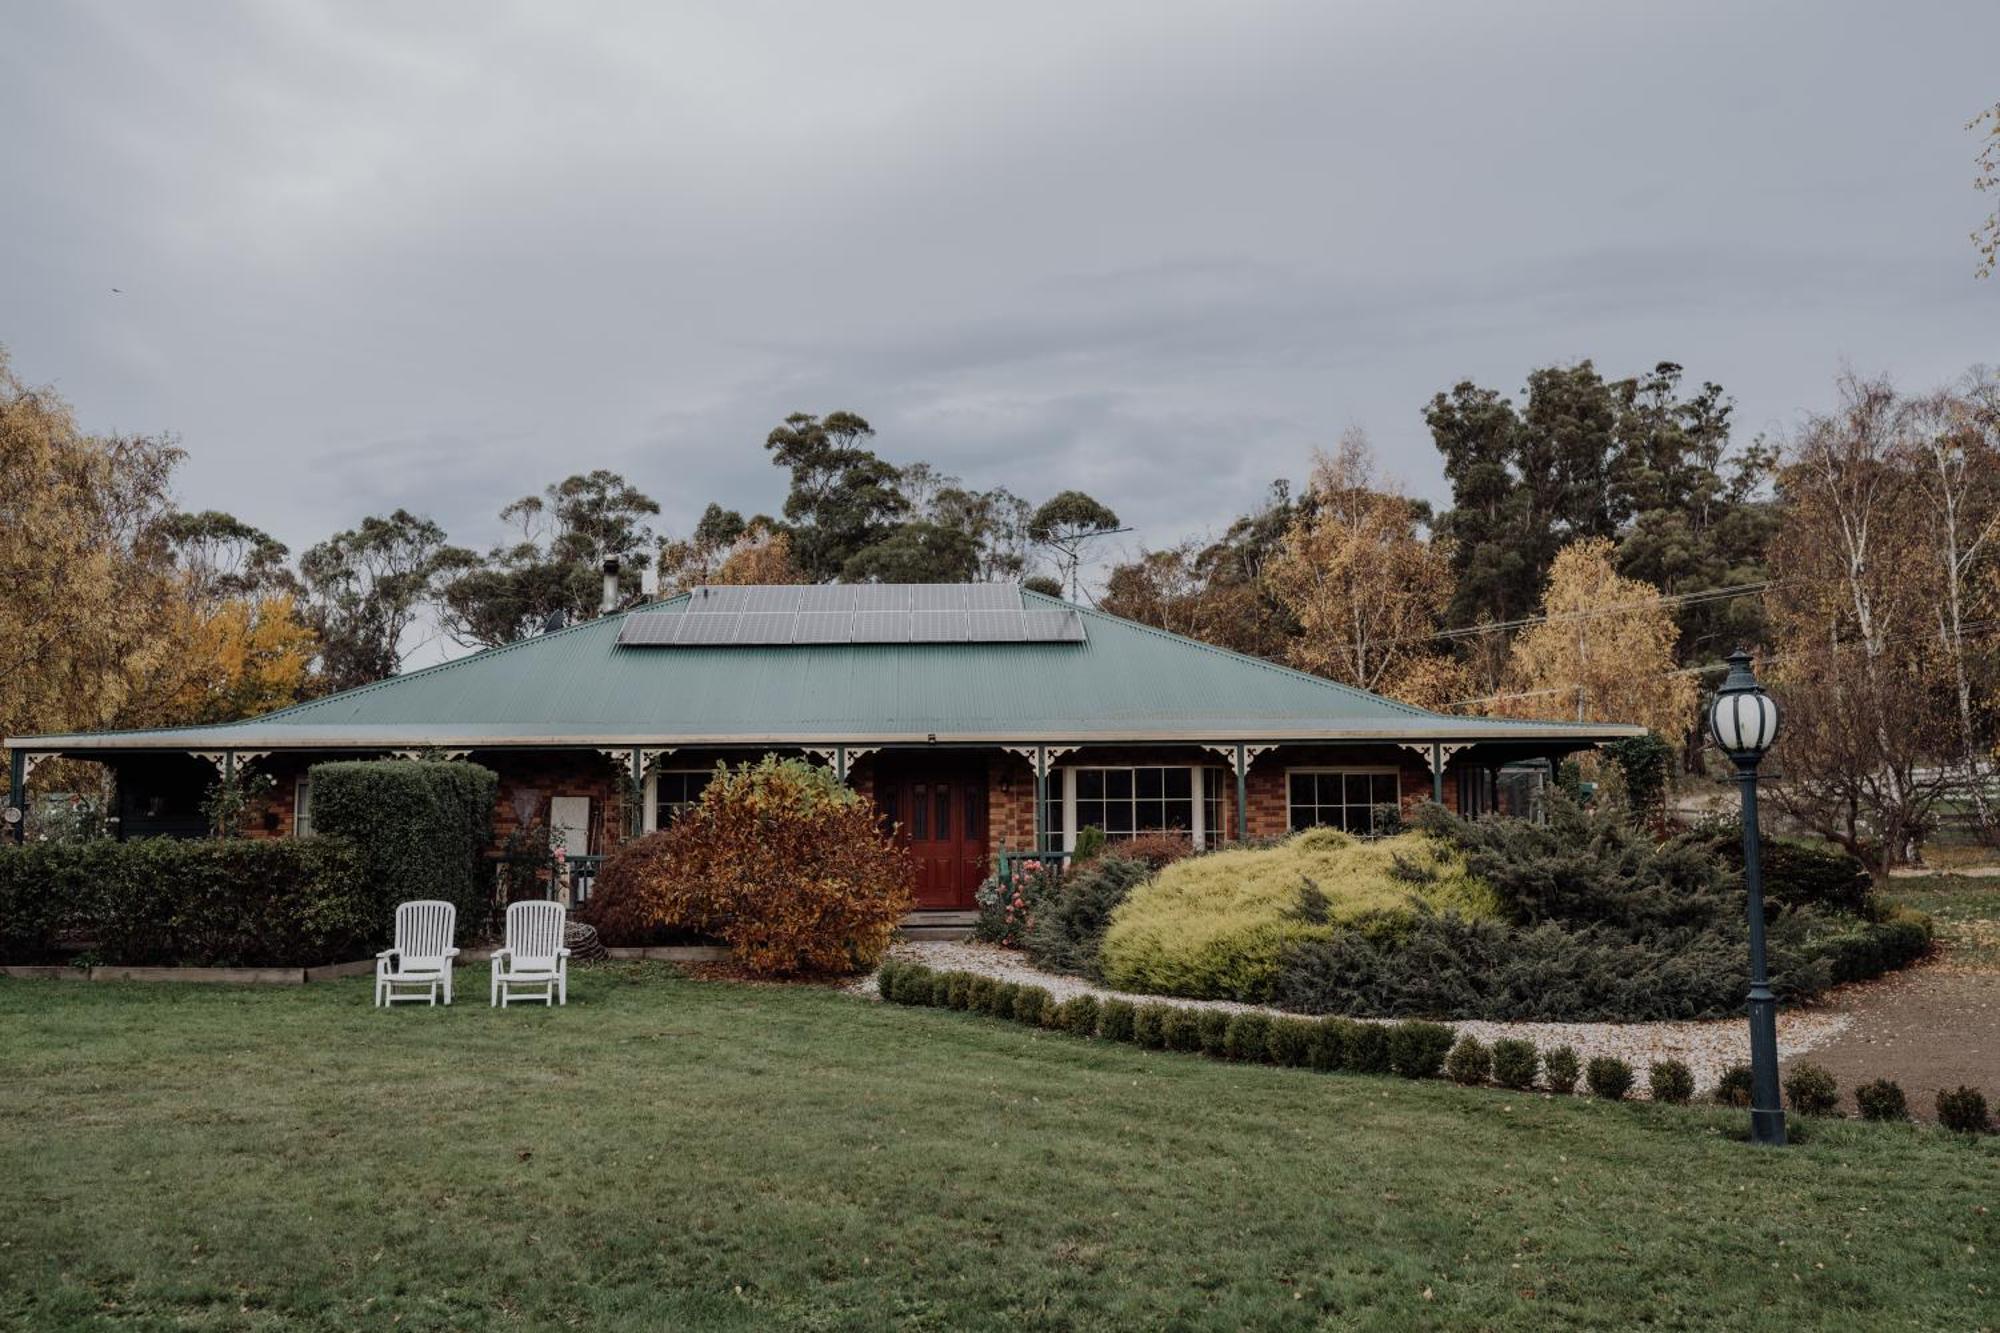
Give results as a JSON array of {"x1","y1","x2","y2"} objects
[
  {"x1": 1234, "y1": 743, "x2": 1248, "y2": 845},
  {"x1": 1431, "y1": 742, "x2": 1443, "y2": 803},
  {"x1": 6, "y1": 748, "x2": 24, "y2": 844}
]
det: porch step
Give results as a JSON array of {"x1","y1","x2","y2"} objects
[
  {"x1": 899, "y1": 909, "x2": 978, "y2": 942},
  {"x1": 900, "y1": 925, "x2": 975, "y2": 942},
  {"x1": 902, "y1": 910, "x2": 979, "y2": 927}
]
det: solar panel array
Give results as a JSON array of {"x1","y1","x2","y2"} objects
[{"x1": 616, "y1": 584, "x2": 1087, "y2": 647}]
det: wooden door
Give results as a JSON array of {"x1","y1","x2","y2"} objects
[{"x1": 874, "y1": 765, "x2": 989, "y2": 910}]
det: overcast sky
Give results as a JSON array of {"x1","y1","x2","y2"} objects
[{"x1": 5, "y1": 0, "x2": 1995, "y2": 639}]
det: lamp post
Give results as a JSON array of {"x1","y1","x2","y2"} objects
[{"x1": 1709, "y1": 648, "x2": 1785, "y2": 1146}]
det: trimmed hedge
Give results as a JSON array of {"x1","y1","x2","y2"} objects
[
  {"x1": 308, "y1": 761, "x2": 497, "y2": 937},
  {"x1": 0, "y1": 836, "x2": 367, "y2": 966}
]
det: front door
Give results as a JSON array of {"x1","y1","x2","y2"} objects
[{"x1": 874, "y1": 763, "x2": 989, "y2": 910}]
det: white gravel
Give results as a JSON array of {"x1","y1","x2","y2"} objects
[{"x1": 855, "y1": 939, "x2": 1851, "y2": 1099}]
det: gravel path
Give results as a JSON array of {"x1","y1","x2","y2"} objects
[{"x1": 856, "y1": 939, "x2": 1852, "y2": 1099}]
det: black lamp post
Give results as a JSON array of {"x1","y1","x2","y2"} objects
[{"x1": 1709, "y1": 648, "x2": 1785, "y2": 1146}]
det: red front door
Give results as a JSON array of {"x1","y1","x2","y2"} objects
[{"x1": 874, "y1": 764, "x2": 989, "y2": 910}]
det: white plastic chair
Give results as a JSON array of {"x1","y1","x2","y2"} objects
[
  {"x1": 375, "y1": 900, "x2": 460, "y2": 1007},
  {"x1": 491, "y1": 900, "x2": 570, "y2": 1007}
]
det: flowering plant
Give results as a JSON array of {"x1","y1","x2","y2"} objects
[{"x1": 974, "y1": 857, "x2": 1065, "y2": 949}]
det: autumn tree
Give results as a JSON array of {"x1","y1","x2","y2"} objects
[
  {"x1": 1101, "y1": 481, "x2": 1301, "y2": 660},
  {"x1": 1497, "y1": 538, "x2": 1695, "y2": 737},
  {"x1": 1266, "y1": 432, "x2": 1457, "y2": 695},
  {"x1": 1973, "y1": 102, "x2": 1999, "y2": 279}
]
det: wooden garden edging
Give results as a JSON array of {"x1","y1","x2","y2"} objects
[{"x1": 2, "y1": 958, "x2": 376, "y2": 985}]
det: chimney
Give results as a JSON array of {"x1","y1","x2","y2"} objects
[{"x1": 601, "y1": 557, "x2": 621, "y2": 614}]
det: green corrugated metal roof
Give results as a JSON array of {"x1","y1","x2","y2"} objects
[{"x1": 9, "y1": 588, "x2": 1643, "y2": 750}]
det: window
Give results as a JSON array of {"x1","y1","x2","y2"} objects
[
  {"x1": 1287, "y1": 768, "x2": 1400, "y2": 834},
  {"x1": 293, "y1": 774, "x2": 312, "y2": 838},
  {"x1": 1057, "y1": 765, "x2": 1227, "y2": 851},
  {"x1": 645, "y1": 769, "x2": 714, "y2": 832}
]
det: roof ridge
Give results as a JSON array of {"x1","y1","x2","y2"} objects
[
  {"x1": 1020, "y1": 589, "x2": 1447, "y2": 722},
  {"x1": 251, "y1": 592, "x2": 693, "y2": 726}
]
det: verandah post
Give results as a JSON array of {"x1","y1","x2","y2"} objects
[
  {"x1": 1431, "y1": 742, "x2": 1443, "y2": 804},
  {"x1": 5, "y1": 748, "x2": 24, "y2": 844},
  {"x1": 1033, "y1": 745, "x2": 1048, "y2": 854},
  {"x1": 1234, "y1": 743, "x2": 1248, "y2": 845}
]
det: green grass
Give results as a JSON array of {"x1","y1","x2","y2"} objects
[
  {"x1": 1, "y1": 969, "x2": 1994, "y2": 1331},
  {"x1": 1891, "y1": 874, "x2": 2000, "y2": 970}
]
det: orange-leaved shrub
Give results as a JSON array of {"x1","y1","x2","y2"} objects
[{"x1": 584, "y1": 757, "x2": 911, "y2": 976}]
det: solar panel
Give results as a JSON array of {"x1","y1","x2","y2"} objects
[
  {"x1": 852, "y1": 609, "x2": 909, "y2": 642},
  {"x1": 616, "y1": 611, "x2": 682, "y2": 645},
  {"x1": 792, "y1": 611, "x2": 854, "y2": 643},
  {"x1": 1021, "y1": 609, "x2": 1086, "y2": 642},
  {"x1": 733, "y1": 612, "x2": 797, "y2": 644},
  {"x1": 796, "y1": 585, "x2": 856, "y2": 613},
  {"x1": 909, "y1": 611, "x2": 969, "y2": 642},
  {"x1": 615, "y1": 585, "x2": 1087, "y2": 647},
  {"x1": 967, "y1": 609, "x2": 1026, "y2": 641},
  {"x1": 851, "y1": 584, "x2": 912, "y2": 611},
  {"x1": 961, "y1": 583, "x2": 1020, "y2": 610},
  {"x1": 674, "y1": 613, "x2": 742, "y2": 645}
]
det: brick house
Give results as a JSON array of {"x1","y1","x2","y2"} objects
[{"x1": 4, "y1": 585, "x2": 1639, "y2": 912}]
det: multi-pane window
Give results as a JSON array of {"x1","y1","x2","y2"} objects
[
  {"x1": 648, "y1": 769, "x2": 713, "y2": 829},
  {"x1": 1074, "y1": 765, "x2": 1194, "y2": 837},
  {"x1": 293, "y1": 774, "x2": 312, "y2": 838},
  {"x1": 1202, "y1": 766, "x2": 1226, "y2": 846},
  {"x1": 1287, "y1": 769, "x2": 1400, "y2": 834}
]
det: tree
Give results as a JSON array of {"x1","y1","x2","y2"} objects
[
  {"x1": 764, "y1": 412, "x2": 908, "y2": 581},
  {"x1": 1764, "y1": 374, "x2": 1959, "y2": 880},
  {"x1": 1496, "y1": 537, "x2": 1696, "y2": 737},
  {"x1": 1028, "y1": 490, "x2": 1121, "y2": 601},
  {"x1": 841, "y1": 520, "x2": 979, "y2": 583},
  {"x1": 1974, "y1": 102, "x2": 1999, "y2": 279},
  {"x1": 1100, "y1": 481, "x2": 1302, "y2": 660},
  {"x1": 155, "y1": 592, "x2": 319, "y2": 724},
  {"x1": 158, "y1": 510, "x2": 296, "y2": 601},
  {"x1": 440, "y1": 471, "x2": 659, "y2": 647},
  {"x1": 300, "y1": 509, "x2": 458, "y2": 690},
  {"x1": 1265, "y1": 432, "x2": 1457, "y2": 695}
]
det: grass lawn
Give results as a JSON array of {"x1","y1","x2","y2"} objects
[
  {"x1": 1, "y1": 968, "x2": 1994, "y2": 1331},
  {"x1": 1892, "y1": 873, "x2": 2000, "y2": 971}
]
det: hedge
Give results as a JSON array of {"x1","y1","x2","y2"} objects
[
  {"x1": 0, "y1": 837, "x2": 367, "y2": 966},
  {"x1": 307, "y1": 761, "x2": 497, "y2": 937}
]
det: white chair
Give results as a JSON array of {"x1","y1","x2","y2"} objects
[
  {"x1": 375, "y1": 900, "x2": 460, "y2": 1007},
  {"x1": 491, "y1": 900, "x2": 570, "y2": 1007}
]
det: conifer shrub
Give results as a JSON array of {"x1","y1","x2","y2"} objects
[
  {"x1": 1387, "y1": 1021, "x2": 1455, "y2": 1079},
  {"x1": 1648, "y1": 1059, "x2": 1695, "y2": 1105},
  {"x1": 1054, "y1": 994, "x2": 1101, "y2": 1036},
  {"x1": 1023, "y1": 853, "x2": 1152, "y2": 980},
  {"x1": 1347, "y1": 1023, "x2": 1392, "y2": 1075},
  {"x1": 1854, "y1": 1079, "x2": 1908, "y2": 1123},
  {"x1": 1223, "y1": 1012, "x2": 1273, "y2": 1062},
  {"x1": 1161, "y1": 1007, "x2": 1204, "y2": 1053},
  {"x1": 1935, "y1": 1086, "x2": 1992, "y2": 1135},
  {"x1": 1132, "y1": 1004, "x2": 1172, "y2": 1049},
  {"x1": 1585, "y1": 1056, "x2": 1635, "y2": 1101},
  {"x1": 1445, "y1": 1036, "x2": 1492, "y2": 1086},
  {"x1": 1198, "y1": 1009, "x2": 1232, "y2": 1057},
  {"x1": 1713, "y1": 1063, "x2": 1754, "y2": 1108},
  {"x1": 586, "y1": 757, "x2": 910, "y2": 976},
  {"x1": 1784, "y1": 1063, "x2": 1839, "y2": 1117},
  {"x1": 1266, "y1": 1018, "x2": 1317, "y2": 1068},
  {"x1": 1542, "y1": 1045, "x2": 1582, "y2": 1095},
  {"x1": 1491, "y1": 1038, "x2": 1539, "y2": 1091},
  {"x1": 1099, "y1": 998, "x2": 1137, "y2": 1043},
  {"x1": 1012, "y1": 985, "x2": 1053, "y2": 1027}
]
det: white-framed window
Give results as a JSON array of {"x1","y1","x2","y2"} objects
[
  {"x1": 1286, "y1": 768, "x2": 1400, "y2": 834},
  {"x1": 293, "y1": 774, "x2": 312, "y2": 838},
  {"x1": 1056, "y1": 765, "x2": 1230, "y2": 852},
  {"x1": 643, "y1": 769, "x2": 715, "y2": 833}
]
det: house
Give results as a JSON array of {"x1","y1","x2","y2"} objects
[{"x1": 2, "y1": 584, "x2": 1639, "y2": 911}]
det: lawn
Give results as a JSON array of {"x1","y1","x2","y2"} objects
[
  {"x1": 1, "y1": 969, "x2": 1994, "y2": 1331},
  {"x1": 1891, "y1": 873, "x2": 2000, "y2": 971}
]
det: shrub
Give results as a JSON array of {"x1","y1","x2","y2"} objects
[
  {"x1": 1071, "y1": 825, "x2": 1108, "y2": 865},
  {"x1": 1445, "y1": 1036, "x2": 1492, "y2": 1086},
  {"x1": 1387, "y1": 1021, "x2": 1455, "y2": 1079},
  {"x1": 1198, "y1": 1009, "x2": 1232, "y2": 1057},
  {"x1": 1347, "y1": 1023, "x2": 1391, "y2": 1075},
  {"x1": 965, "y1": 976, "x2": 998, "y2": 1015},
  {"x1": 1784, "y1": 1063, "x2": 1839, "y2": 1117},
  {"x1": 1491, "y1": 1039, "x2": 1538, "y2": 1091},
  {"x1": 1267, "y1": 1018, "x2": 1317, "y2": 1068},
  {"x1": 1854, "y1": 1079, "x2": 1908, "y2": 1123},
  {"x1": 1099, "y1": 998, "x2": 1137, "y2": 1043},
  {"x1": 1116, "y1": 830, "x2": 1200, "y2": 872},
  {"x1": 1013, "y1": 985, "x2": 1053, "y2": 1027},
  {"x1": 987, "y1": 982, "x2": 1024, "y2": 1020},
  {"x1": 945, "y1": 972, "x2": 974, "y2": 1010},
  {"x1": 0, "y1": 836, "x2": 370, "y2": 967},
  {"x1": 1132, "y1": 1004, "x2": 1172, "y2": 1049},
  {"x1": 1708, "y1": 827, "x2": 1874, "y2": 916},
  {"x1": 586, "y1": 758, "x2": 910, "y2": 976},
  {"x1": 307, "y1": 760, "x2": 497, "y2": 935},
  {"x1": 1543, "y1": 1045, "x2": 1582, "y2": 1095},
  {"x1": 974, "y1": 858, "x2": 1063, "y2": 948},
  {"x1": 1713, "y1": 1064, "x2": 1754, "y2": 1108},
  {"x1": 1648, "y1": 1060, "x2": 1694, "y2": 1105},
  {"x1": 928, "y1": 972, "x2": 957, "y2": 1006},
  {"x1": 1814, "y1": 907, "x2": 1933, "y2": 985},
  {"x1": 1935, "y1": 1086, "x2": 1992, "y2": 1135},
  {"x1": 1024, "y1": 854, "x2": 1151, "y2": 979},
  {"x1": 1099, "y1": 829, "x2": 1498, "y2": 1001},
  {"x1": 1307, "y1": 1018, "x2": 1352, "y2": 1072},
  {"x1": 1054, "y1": 994, "x2": 1100, "y2": 1036},
  {"x1": 874, "y1": 958, "x2": 904, "y2": 999},
  {"x1": 1585, "y1": 1056, "x2": 1635, "y2": 1101},
  {"x1": 1223, "y1": 1012, "x2": 1273, "y2": 1062},
  {"x1": 1160, "y1": 1007, "x2": 1204, "y2": 1053}
]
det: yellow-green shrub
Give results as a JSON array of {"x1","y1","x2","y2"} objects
[{"x1": 1098, "y1": 828, "x2": 1498, "y2": 1000}]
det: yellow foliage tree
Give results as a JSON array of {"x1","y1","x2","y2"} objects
[
  {"x1": 156, "y1": 590, "x2": 320, "y2": 725},
  {"x1": 1499, "y1": 537, "x2": 1695, "y2": 736},
  {"x1": 1267, "y1": 432, "x2": 1456, "y2": 694}
]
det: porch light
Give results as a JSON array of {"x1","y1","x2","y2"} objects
[{"x1": 1708, "y1": 651, "x2": 1780, "y2": 758}]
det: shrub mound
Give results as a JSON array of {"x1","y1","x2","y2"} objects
[
  {"x1": 584, "y1": 758, "x2": 910, "y2": 976},
  {"x1": 308, "y1": 760, "x2": 497, "y2": 933},
  {"x1": 1023, "y1": 854, "x2": 1151, "y2": 980},
  {"x1": 1099, "y1": 828, "x2": 1498, "y2": 1001},
  {"x1": 0, "y1": 837, "x2": 366, "y2": 966}
]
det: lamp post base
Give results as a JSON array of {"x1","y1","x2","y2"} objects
[{"x1": 1749, "y1": 1105, "x2": 1787, "y2": 1147}]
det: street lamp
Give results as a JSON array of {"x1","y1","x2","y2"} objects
[{"x1": 1709, "y1": 648, "x2": 1785, "y2": 1146}]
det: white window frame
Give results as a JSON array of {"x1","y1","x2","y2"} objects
[
  {"x1": 643, "y1": 768, "x2": 716, "y2": 833},
  {"x1": 293, "y1": 773, "x2": 312, "y2": 838},
  {"x1": 1284, "y1": 766, "x2": 1402, "y2": 835},
  {"x1": 1059, "y1": 765, "x2": 1212, "y2": 853}
]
